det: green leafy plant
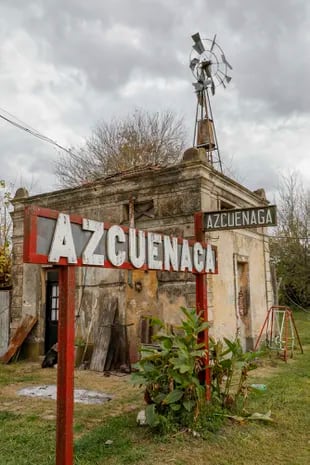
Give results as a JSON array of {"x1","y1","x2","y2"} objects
[
  {"x1": 209, "y1": 337, "x2": 259, "y2": 410},
  {"x1": 74, "y1": 337, "x2": 86, "y2": 347},
  {"x1": 132, "y1": 308, "x2": 261, "y2": 433},
  {"x1": 131, "y1": 307, "x2": 209, "y2": 432},
  {"x1": 0, "y1": 243, "x2": 11, "y2": 288}
]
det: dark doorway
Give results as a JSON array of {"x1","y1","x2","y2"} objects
[{"x1": 45, "y1": 270, "x2": 59, "y2": 353}]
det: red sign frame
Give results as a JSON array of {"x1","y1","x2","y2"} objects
[
  {"x1": 24, "y1": 205, "x2": 218, "y2": 273},
  {"x1": 23, "y1": 206, "x2": 215, "y2": 465}
]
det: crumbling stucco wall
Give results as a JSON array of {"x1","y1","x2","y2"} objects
[{"x1": 11, "y1": 150, "x2": 273, "y2": 360}]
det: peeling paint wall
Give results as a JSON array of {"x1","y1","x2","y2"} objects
[{"x1": 11, "y1": 151, "x2": 274, "y2": 360}]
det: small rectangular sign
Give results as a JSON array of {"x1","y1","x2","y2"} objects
[
  {"x1": 203, "y1": 205, "x2": 277, "y2": 232},
  {"x1": 24, "y1": 206, "x2": 218, "y2": 274}
]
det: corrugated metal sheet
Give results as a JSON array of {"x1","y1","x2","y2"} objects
[{"x1": 0, "y1": 291, "x2": 10, "y2": 357}]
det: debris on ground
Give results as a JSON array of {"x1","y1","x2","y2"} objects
[
  {"x1": 18, "y1": 385, "x2": 113, "y2": 404},
  {"x1": 136, "y1": 409, "x2": 146, "y2": 425}
]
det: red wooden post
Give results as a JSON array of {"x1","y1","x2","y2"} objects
[
  {"x1": 56, "y1": 266, "x2": 76, "y2": 465},
  {"x1": 194, "y1": 212, "x2": 211, "y2": 401}
]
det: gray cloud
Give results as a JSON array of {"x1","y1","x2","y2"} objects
[
  {"x1": 0, "y1": 0, "x2": 309, "y2": 197},
  {"x1": 208, "y1": 0, "x2": 310, "y2": 115}
]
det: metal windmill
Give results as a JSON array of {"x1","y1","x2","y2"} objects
[{"x1": 190, "y1": 33, "x2": 232, "y2": 172}]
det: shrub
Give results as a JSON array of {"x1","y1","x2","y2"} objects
[
  {"x1": 0, "y1": 243, "x2": 11, "y2": 288},
  {"x1": 131, "y1": 307, "x2": 208, "y2": 432},
  {"x1": 132, "y1": 307, "x2": 260, "y2": 433}
]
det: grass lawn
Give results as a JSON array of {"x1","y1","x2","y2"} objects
[{"x1": 0, "y1": 310, "x2": 310, "y2": 465}]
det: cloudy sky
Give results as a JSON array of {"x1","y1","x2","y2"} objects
[{"x1": 0, "y1": 0, "x2": 309, "y2": 198}]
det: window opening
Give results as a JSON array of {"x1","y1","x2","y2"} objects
[
  {"x1": 220, "y1": 200, "x2": 235, "y2": 210},
  {"x1": 123, "y1": 199, "x2": 155, "y2": 223},
  {"x1": 50, "y1": 284, "x2": 59, "y2": 321}
]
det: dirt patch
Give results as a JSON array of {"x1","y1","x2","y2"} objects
[
  {"x1": 248, "y1": 350, "x2": 304, "y2": 384},
  {"x1": 18, "y1": 385, "x2": 113, "y2": 404},
  {"x1": 0, "y1": 362, "x2": 143, "y2": 422}
]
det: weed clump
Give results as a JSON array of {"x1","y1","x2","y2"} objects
[{"x1": 131, "y1": 307, "x2": 259, "y2": 436}]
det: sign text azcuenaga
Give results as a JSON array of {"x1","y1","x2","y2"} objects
[
  {"x1": 24, "y1": 206, "x2": 217, "y2": 274},
  {"x1": 203, "y1": 205, "x2": 277, "y2": 232}
]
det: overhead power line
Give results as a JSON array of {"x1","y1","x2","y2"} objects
[{"x1": 0, "y1": 106, "x2": 76, "y2": 156}]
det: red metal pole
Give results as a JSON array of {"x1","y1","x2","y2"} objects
[
  {"x1": 289, "y1": 309, "x2": 304, "y2": 354},
  {"x1": 254, "y1": 307, "x2": 271, "y2": 351},
  {"x1": 270, "y1": 306, "x2": 274, "y2": 348},
  {"x1": 56, "y1": 266, "x2": 76, "y2": 465},
  {"x1": 194, "y1": 212, "x2": 211, "y2": 401}
]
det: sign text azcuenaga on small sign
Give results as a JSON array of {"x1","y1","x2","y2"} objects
[{"x1": 203, "y1": 205, "x2": 277, "y2": 232}]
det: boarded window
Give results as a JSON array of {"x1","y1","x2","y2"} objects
[
  {"x1": 123, "y1": 200, "x2": 155, "y2": 223},
  {"x1": 237, "y1": 261, "x2": 250, "y2": 317}
]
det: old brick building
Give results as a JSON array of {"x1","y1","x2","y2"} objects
[{"x1": 10, "y1": 148, "x2": 274, "y2": 364}]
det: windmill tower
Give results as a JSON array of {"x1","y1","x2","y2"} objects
[{"x1": 190, "y1": 33, "x2": 232, "y2": 172}]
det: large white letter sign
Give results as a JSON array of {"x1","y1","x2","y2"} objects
[
  {"x1": 180, "y1": 239, "x2": 193, "y2": 272},
  {"x1": 163, "y1": 236, "x2": 179, "y2": 271},
  {"x1": 107, "y1": 225, "x2": 126, "y2": 266},
  {"x1": 193, "y1": 242, "x2": 204, "y2": 272},
  {"x1": 205, "y1": 244, "x2": 215, "y2": 273},
  {"x1": 48, "y1": 213, "x2": 77, "y2": 263},
  {"x1": 25, "y1": 206, "x2": 218, "y2": 275},
  {"x1": 82, "y1": 219, "x2": 104, "y2": 265},
  {"x1": 148, "y1": 232, "x2": 163, "y2": 270},
  {"x1": 129, "y1": 228, "x2": 146, "y2": 268}
]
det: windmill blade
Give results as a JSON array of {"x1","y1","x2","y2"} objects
[
  {"x1": 189, "y1": 57, "x2": 199, "y2": 71},
  {"x1": 221, "y1": 53, "x2": 233, "y2": 70},
  {"x1": 210, "y1": 34, "x2": 217, "y2": 52},
  {"x1": 218, "y1": 68, "x2": 232, "y2": 84},
  {"x1": 191, "y1": 32, "x2": 205, "y2": 54},
  {"x1": 215, "y1": 73, "x2": 223, "y2": 84}
]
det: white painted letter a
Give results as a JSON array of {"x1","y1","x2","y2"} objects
[{"x1": 48, "y1": 213, "x2": 77, "y2": 264}]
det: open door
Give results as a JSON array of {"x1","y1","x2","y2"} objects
[{"x1": 45, "y1": 270, "x2": 59, "y2": 353}]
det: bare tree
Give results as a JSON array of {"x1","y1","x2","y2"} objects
[
  {"x1": 0, "y1": 180, "x2": 12, "y2": 247},
  {"x1": 0, "y1": 178, "x2": 35, "y2": 288},
  {"x1": 270, "y1": 172, "x2": 310, "y2": 308},
  {"x1": 0, "y1": 180, "x2": 13, "y2": 288},
  {"x1": 55, "y1": 109, "x2": 186, "y2": 188}
]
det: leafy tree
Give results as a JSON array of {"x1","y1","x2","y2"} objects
[
  {"x1": 270, "y1": 173, "x2": 310, "y2": 308},
  {"x1": 55, "y1": 109, "x2": 186, "y2": 188}
]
